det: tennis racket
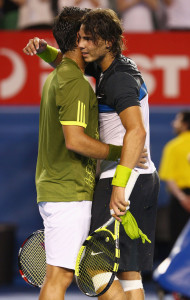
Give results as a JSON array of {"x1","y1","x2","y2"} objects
[
  {"x1": 75, "y1": 169, "x2": 139, "y2": 297},
  {"x1": 18, "y1": 229, "x2": 46, "y2": 287}
]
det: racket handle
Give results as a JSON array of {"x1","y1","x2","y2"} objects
[{"x1": 125, "y1": 169, "x2": 139, "y2": 201}]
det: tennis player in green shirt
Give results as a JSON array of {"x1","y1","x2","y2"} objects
[{"x1": 29, "y1": 6, "x2": 124, "y2": 300}]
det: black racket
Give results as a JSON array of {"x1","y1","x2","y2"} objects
[
  {"x1": 75, "y1": 169, "x2": 139, "y2": 297},
  {"x1": 18, "y1": 229, "x2": 46, "y2": 287}
]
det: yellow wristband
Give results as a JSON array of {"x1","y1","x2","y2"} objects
[
  {"x1": 112, "y1": 165, "x2": 132, "y2": 187},
  {"x1": 37, "y1": 45, "x2": 58, "y2": 63}
]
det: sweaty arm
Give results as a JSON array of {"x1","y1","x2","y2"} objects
[
  {"x1": 105, "y1": 72, "x2": 146, "y2": 220},
  {"x1": 110, "y1": 106, "x2": 146, "y2": 220},
  {"x1": 63, "y1": 115, "x2": 147, "y2": 166},
  {"x1": 63, "y1": 125, "x2": 110, "y2": 159},
  {"x1": 118, "y1": 106, "x2": 146, "y2": 169},
  {"x1": 166, "y1": 180, "x2": 190, "y2": 212},
  {"x1": 62, "y1": 125, "x2": 122, "y2": 162}
]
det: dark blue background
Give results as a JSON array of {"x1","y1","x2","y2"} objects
[{"x1": 0, "y1": 105, "x2": 189, "y2": 281}]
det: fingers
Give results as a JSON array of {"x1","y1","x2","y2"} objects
[
  {"x1": 112, "y1": 213, "x2": 122, "y2": 222},
  {"x1": 116, "y1": 200, "x2": 130, "y2": 213},
  {"x1": 110, "y1": 207, "x2": 124, "y2": 222},
  {"x1": 110, "y1": 200, "x2": 130, "y2": 222},
  {"x1": 111, "y1": 207, "x2": 126, "y2": 216},
  {"x1": 137, "y1": 162, "x2": 148, "y2": 169},
  {"x1": 137, "y1": 148, "x2": 148, "y2": 168},
  {"x1": 140, "y1": 158, "x2": 147, "y2": 164},
  {"x1": 23, "y1": 37, "x2": 39, "y2": 56},
  {"x1": 110, "y1": 186, "x2": 130, "y2": 222},
  {"x1": 23, "y1": 37, "x2": 47, "y2": 56},
  {"x1": 142, "y1": 148, "x2": 148, "y2": 156}
]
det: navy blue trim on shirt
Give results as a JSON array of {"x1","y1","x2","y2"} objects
[
  {"x1": 98, "y1": 104, "x2": 115, "y2": 113},
  {"x1": 139, "y1": 82, "x2": 148, "y2": 100}
]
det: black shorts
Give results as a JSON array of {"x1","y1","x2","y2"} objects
[{"x1": 90, "y1": 171, "x2": 160, "y2": 272}]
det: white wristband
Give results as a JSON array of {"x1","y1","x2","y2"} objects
[{"x1": 110, "y1": 209, "x2": 115, "y2": 216}]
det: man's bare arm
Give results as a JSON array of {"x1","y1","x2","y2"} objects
[
  {"x1": 118, "y1": 106, "x2": 146, "y2": 169},
  {"x1": 62, "y1": 125, "x2": 110, "y2": 160},
  {"x1": 63, "y1": 123, "x2": 147, "y2": 165},
  {"x1": 23, "y1": 37, "x2": 63, "y2": 68},
  {"x1": 110, "y1": 106, "x2": 146, "y2": 221},
  {"x1": 167, "y1": 180, "x2": 190, "y2": 212}
]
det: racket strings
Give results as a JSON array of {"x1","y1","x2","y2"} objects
[
  {"x1": 19, "y1": 231, "x2": 46, "y2": 286},
  {"x1": 77, "y1": 230, "x2": 115, "y2": 296}
]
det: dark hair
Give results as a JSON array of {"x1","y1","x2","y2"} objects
[
  {"x1": 53, "y1": 6, "x2": 89, "y2": 54},
  {"x1": 181, "y1": 111, "x2": 190, "y2": 130},
  {"x1": 81, "y1": 8, "x2": 123, "y2": 57}
]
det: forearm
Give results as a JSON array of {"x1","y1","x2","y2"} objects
[
  {"x1": 63, "y1": 126, "x2": 120, "y2": 160},
  {"x1": 68, "y1": 133, "x2": 109, "y2": 159},
  {"x1": 167, "y1": 180, "x2": 186, "y2": 201},
  {"x1": 119, "y1": 127, "x2": 146, "y2": 169},
  {"x1": 110, "y1": 128, "x2": 145, "y2": 219}
]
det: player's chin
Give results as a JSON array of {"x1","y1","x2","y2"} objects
[
  {"x1": 83, "y1": 57, "x2": 91, "y2": 63},
  {"x1": 82, "y1": 54, "x2": 93, "y2": 63}
]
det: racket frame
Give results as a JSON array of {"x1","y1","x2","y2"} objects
[
  {"x1": 75, "y1": 219, "x2": 120, "y2": 297},
  {"x1": 18, "y1": 229, "x2": 45, "y2": 288},
  {"x1": 75, "y1": 169, "x2": 140, "y2": 297}
]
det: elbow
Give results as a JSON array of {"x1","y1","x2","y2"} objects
[{"x1": 65, "y1": 138, "x2": 78, "y2": 152}]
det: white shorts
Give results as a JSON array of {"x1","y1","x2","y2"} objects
[{"x1": 38, "y1": 201, "x2": 92, "y2": 270}]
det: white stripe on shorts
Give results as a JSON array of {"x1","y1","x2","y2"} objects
[{"x1": 38, "y1": 201, "x2": 92, "y2": 270}]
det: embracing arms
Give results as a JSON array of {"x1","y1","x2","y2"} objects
[{"x1": 23, "y1": 37, "x2": 63, "y2": 68}]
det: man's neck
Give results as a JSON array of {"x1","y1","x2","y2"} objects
[
  {"x1": 98, "y1": 52, "x2": 115, "y2": 72},
  {"x1": 64, "y1": 48, "x2": 86, "y2": 73}
]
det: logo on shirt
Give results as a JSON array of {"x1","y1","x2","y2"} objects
[
  {"x1": 77, "y1": 100, "x2": 86, "y2": 124},
  {"x1": 84, "y1": 159, "x2": 96, "y2": 190}
]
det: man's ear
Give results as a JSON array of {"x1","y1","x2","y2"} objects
[
  {"x1": 182, "y1": 121, "x2": 189, "y2": 131},
  {"x1": 105, "y1": 40, "x2": 112, "y2": 49},
  {"x1": 76, "y1": 33, "x2": 80, "y2": 45}
]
